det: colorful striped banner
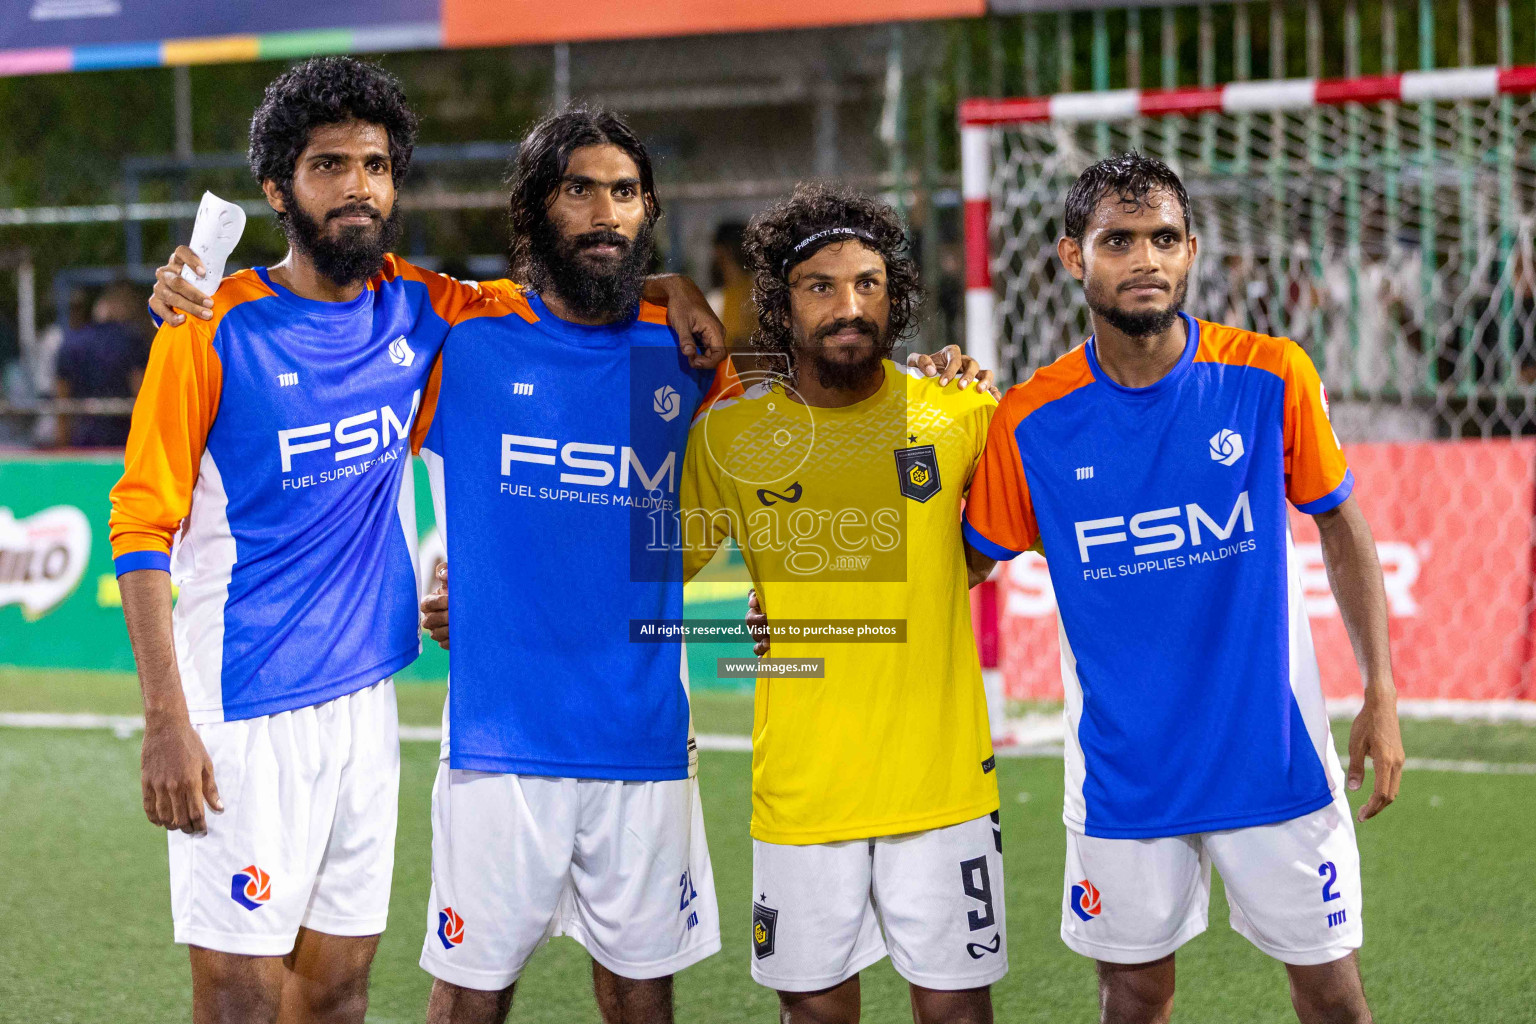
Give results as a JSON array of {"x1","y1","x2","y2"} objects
[{"x1": 0, "y1": 22, "x2": 440, "y2": 78}]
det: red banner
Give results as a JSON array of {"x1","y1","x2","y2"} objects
[{"x1": 996, "y1": 440, "x2": 1536, "y2": 703}]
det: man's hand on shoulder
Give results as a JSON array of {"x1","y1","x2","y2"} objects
[
  {"x1": 907, "y1": 345, "x2": 1001, "y2": 400},
  {"x1": 643, "y1": 273, "x2": 726, "y2": 370}
]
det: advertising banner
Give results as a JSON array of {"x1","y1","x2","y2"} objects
[
  {"x1": 0, "y1": 0, "x2": 436, "y2": 50},
  {"x1": 441, "y1": 0, "x2": 984, "y2": 48},
  {"x1": 997, "y1": 440, "x2": 1536, "y2": 704}
]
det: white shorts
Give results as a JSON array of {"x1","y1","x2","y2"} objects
[
  {"x1": 1062, "y1": 788, "x2": 1363, "y2": 967},
  {"x1": 168, "y1": 679, "x2": 400, "y2": 956},
  {"x1": 419, "y1": 768, "x2": 721, "y2": 990},
  {"x1": 750, "y1": 812, "x2": 1008, "y2": 993}
]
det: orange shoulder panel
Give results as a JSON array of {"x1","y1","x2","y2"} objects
[
  {"x1": 385, "y1": 255, "x2": 489, "y2": 325},
  {"x1": 695, "y1": 356, "x2": 746, "y2": 421},
  {"x1": 1191, "y1": 319, "x2": 1289, "y2": 379},
  {"x1": 637, "y1": 300, "x2": 668, "y2": 326},
  {"x1": 1004, "y1": 344, "x2": 1096, "y2": 429},
  {"x1": 411, "y1": 354, "x2": 445, "y2": 455}
]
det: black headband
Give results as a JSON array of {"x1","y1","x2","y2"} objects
[{"x1": 780, "y1": 227, "x2": 879, "y2": 277}]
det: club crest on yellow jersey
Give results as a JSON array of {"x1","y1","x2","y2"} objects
[{"x1": 894, "y1": 444, "x2": 942, "y2": 502}]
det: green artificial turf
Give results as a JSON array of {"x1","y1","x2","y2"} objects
[{"x1": 1, "y1": 668, "x2": 1534, "y2": 1021}]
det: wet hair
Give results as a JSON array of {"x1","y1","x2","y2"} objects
[
  {"x1": 742, "y1": 181, "x2": 920, "y2": 365},
  {"x1": 248, "y1": 57, "x2": 418, "y2": 196},
  {"x1": 506, "y1": 106, "x2": 660, "y2": 282},
  {"x1": 1063, "y1": 151, "x2": 1192, "y2": 241}
]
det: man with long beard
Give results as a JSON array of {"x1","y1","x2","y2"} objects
[
  {"x1": 409, "y1": 119, "x2": 995, "y2": 1022},
  {"x1": 677, "y1": 183, "x2": 1006, "y2": 1024}
]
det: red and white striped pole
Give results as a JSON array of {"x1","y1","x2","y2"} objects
[
  {"x1": 960, "y1": 122, "x2": 995, "y2": 374},
  {"x1": 959, "y1": 64, "x2": 1536, "y2": 128}
]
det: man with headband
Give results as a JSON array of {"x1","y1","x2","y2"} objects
[{"x1": 679, "y1": 182, "x2": 1007, "y2": 1023}]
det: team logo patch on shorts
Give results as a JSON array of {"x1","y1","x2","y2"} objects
[
  {"x1": 751, "y1": 902, "x2": 778, "y2": 960},
  {"x1": 438, "y1": 907, "x2": 465, "y2": 949},
  {"x1": 1070, "y1": 879, "x2": 1102, "y2": 922},
  {"x1": 230, "y1": 865, "x2": 271, "y2": 911},
  {"x1": 894, "y1": 445, "x2": 942, "y2": 502}
]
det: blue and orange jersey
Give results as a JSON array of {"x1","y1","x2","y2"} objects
[
  {"x1": 964, "y1": 314, "x2": 1352, "y2": 839},
  {"x1": 109, "y1": 256, "x2": 491, "y2": 723},
  {"x1": 417, "y1": 290, "x2": 725, "y2": 779}
]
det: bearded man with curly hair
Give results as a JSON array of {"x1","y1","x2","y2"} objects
[{"x1": 680, "y1": 182, "x2": 1008, "y2": 1024}]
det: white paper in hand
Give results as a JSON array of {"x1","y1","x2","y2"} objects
[{"x1": 182, "y1": 191, "x2": 246, "y2": 295}]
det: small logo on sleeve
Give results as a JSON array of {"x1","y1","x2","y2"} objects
[
  {"x1": 437, "y1": 907, "x2": 465, "y2": 949},
  {"x1": 230, "y1": 865, "x2": 271, "y2": 910},
  {"x1": 1075, "y1": 466, "x2": 1094, "y2": 480},
  {"x1": 277, "y1": 372, "x2": 299, "y2": 387},
  {"x1": 653, "y1": 384, "x2": 682, "y2": 422},
  {"x1": 1070, "y1": 879, "x2": 1102, "y2": 921},
  {"x1": 751, "y1": 902, "x2": 778, "y2": 959},
  {"x1": 981, "y1": 755, "x2": 996, "y2": 774},
  {"x1": 512, "y1": 382, "x2": 534, "y2": 396},
  {"x1": 388, "y1": 336, "x2": 416, "y2": 367},
  {"x1": 1208, "y1": 429, "x2": 1244, "y2": 466}
]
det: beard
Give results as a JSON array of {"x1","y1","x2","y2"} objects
[
  {"x1": 283, "y1": 195, "x2": 402, "y2": 288},
  {"x1": 526, "y1": 216, "x2": 655, "y2": 321},
  {"x1": 1086, "y1": 271, "x2": 1189, "y2": 338},
  {"x1": 798, "y1": 316, "x2": 894, "y2": 391}
]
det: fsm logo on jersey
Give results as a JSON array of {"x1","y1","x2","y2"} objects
[
  {"x1": 0, "y1": 505, "x2": 91, "y2": 621},
  {"x1": 1070, "y1": 879, "x2": 1102, "y2": 922},
  {"x1": 438, "y1": 907, "x2": 465, "y2": 949},
  {"x1": 277, "y1": 389, "x2": 421, "y2": 477},
  {"x1": 230, "y1": 865, "x2": 271, "y2": 910}
]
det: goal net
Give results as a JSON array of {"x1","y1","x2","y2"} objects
[{"x1": 961, "y1": 68, "x2": 1536, "y2": 717}]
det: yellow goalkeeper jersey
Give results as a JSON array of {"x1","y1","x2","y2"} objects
[{"x1": 681, "y1": 360, "x2": 999, "y2": 844}]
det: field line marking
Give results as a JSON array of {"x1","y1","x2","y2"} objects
[{"x1": 4, "y1": 714, "x2": 1535, "y2": 775}]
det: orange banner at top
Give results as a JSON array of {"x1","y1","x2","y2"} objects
[{"x1": 442, "y1": 0, "x2": 984, "y2": 47}]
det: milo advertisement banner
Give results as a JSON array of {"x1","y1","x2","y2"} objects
[{"x1": 0, "y1": 454, "x2": 451, "y2": 679}]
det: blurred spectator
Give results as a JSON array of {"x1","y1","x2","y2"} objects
[
  {"x1": 707, "y1": 222, "x2": 755, "y2": 353},
  {"x1": 53, "y1": 281, "x2": 150, "y2": 448},
  {"x1": 30, "y1": 289, "x2": 92, "y2": 447}
]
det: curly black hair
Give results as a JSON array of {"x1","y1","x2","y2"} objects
[
  {"x1": 1063, "y1": 151, "x2": 1191, "y2": 241},
  {"x1": 506, "y1": 106, "x2": 659, "y2": 282},
  {"x1": 248, "y1": 57, "x2": 419, "y2": 197},
  {"x1": 742, "y1": 182, "x2": 920, "y2": 369}
]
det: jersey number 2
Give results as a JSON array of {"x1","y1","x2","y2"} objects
[{"x1": 1318, "y1": 861, "x2": 1340, "y2": 903}]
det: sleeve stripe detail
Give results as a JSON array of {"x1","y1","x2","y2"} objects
[
  {"x1": 963, "y1": 518, "x2": 1023, "y2": 562},
  {"x1": 114, "y1": 550, "x2": 171, "y2": 576},
  {"x1": 1295, "y1": 469, "x2": 1355, "y2": 514}
]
